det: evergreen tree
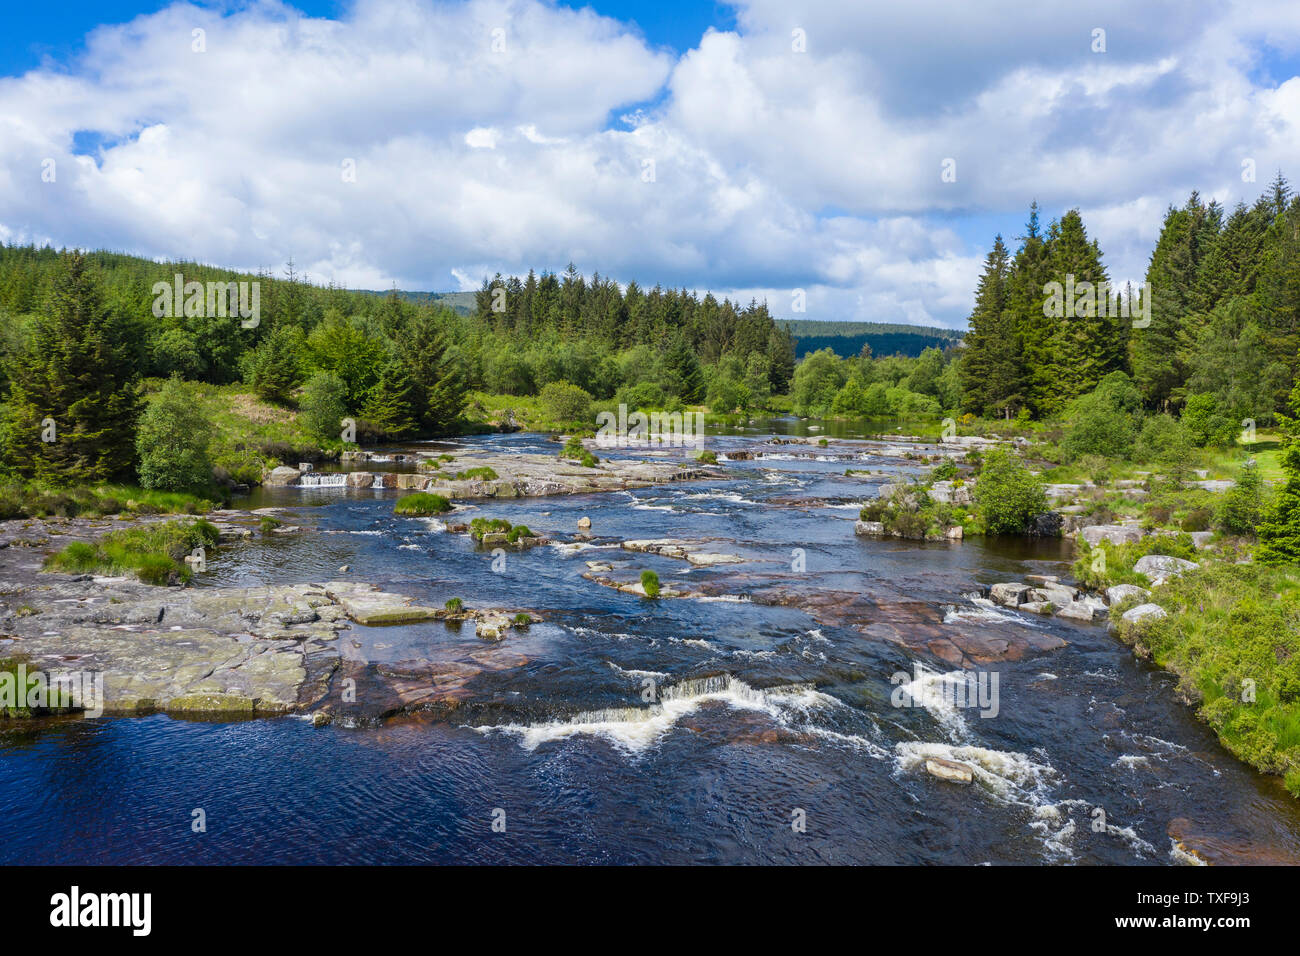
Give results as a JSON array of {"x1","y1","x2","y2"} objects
[
  {"x1": 0, "y1": 251, "x2": 139, "y2": 482},
  {"x1": 361, "y1": 360, "x2": 420, "y2": 439},
  {"x1": 397, "y1": 312, "x2": 466, "y2": 434},
  {"x1": 959, "y1": 235, "x2": 1025, "y2": 416}
]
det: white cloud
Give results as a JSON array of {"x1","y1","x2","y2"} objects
[{"x1": 0, "y1": 0, "x2": 1297, "y2": 328}]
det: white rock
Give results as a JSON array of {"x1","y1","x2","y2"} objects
[
  {"x1": 1122, "y1": 603, "x2": 1167, "y2": 624},
  {"x1": 990, "y1": 582, "x2": 1032, "y2": 606},
  {"x1": 1080, "y1": 524, "x2": 1144, "y2": 547},
  {"x1": 1133, "y1": 554, "x2": 1197, "y2": 579},
  {"x1": 1105, "y1": 583, "x2": 1150, "y2": 605}
]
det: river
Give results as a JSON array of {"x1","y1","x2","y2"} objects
[{"x1": 2, "y1": 422, "x2": 1299, "y2": 864}]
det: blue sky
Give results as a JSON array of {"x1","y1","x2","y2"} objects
[{"x1": 1, "y1": 0, "x2": 1298, "y2": 328}]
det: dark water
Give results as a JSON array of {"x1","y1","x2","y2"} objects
[{"x1": 3, "y1": 425, "x2": 1299, "y2": 864}]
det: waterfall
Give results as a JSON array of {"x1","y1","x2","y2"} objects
[{"x1": 295, "y1": 473, "x2": 349, "y2": 488}]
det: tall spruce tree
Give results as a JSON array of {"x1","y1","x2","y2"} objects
[
  {"x1": 1, "y1": 251, "x2": 139, "y2": 482},
  {"x1": 960, "y1": 235, "x2": 1024, "y2": 416}
]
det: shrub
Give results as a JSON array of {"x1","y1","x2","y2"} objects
[
  {"x1": 1061, "y1": 372, "x2": 1143, "y2": 461},
  {"x1": 1217, "y1": 462, "x2": 1267, "y2": 536},
  {"x1": 505, "y1": 525, "x2": 534, "y2": 543},
  {"x1": 640, "y1": 569, "x2": 661, "y2": 599},
  {"x1": 973, "y1": 448, "x2": 1049, "y2": 534},
  {"x1": 299, "y1": 371, "x2": 348, "y2": 443},
  {"x1": 136, "y1": 377, "x2": 215, "y2": 491},
  {"x1": 445, "y1": 597, "x2": 463, "y2": 613},
  {"x1": 513, "y1": 613, "x2": 532, "y2": 626},
  {"x1": 539, "y1": 381, "x2": 594, "y2": 424},
  {"x1": 931, "y1": 460, "x2": 958, "y2": 482},
  {"x1": 394, "y1": 493, "x2": 452, "y2": 516}
]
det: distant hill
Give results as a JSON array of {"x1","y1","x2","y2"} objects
[
  {"x1": 784, "y1": 320, "x2": 963, "y2": 359},
  {"x1": 357, "y1": 289, "x2": 477, "y2": 315}
]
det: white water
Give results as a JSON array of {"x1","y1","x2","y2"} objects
[
  {"x1": 295, "y1": 473, "x2": 350, "y2": 487},
  {"x1": 474, "y1": 675, "x2": 839, "y2": 753}
]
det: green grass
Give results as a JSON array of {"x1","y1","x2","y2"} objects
[
  {"x1": 394, "y1": 493, "x2": 453, "y2": 516},
  {"x1": 1112, "y1": 562, "x2": 1300, "y2": 795},
  {"x1": 640, "y1": 569, "x2": 660, "y2": 598},
  {"x1": 0, "y1": 481, "x2": 216, "y2": 520},
  {"x1": 468, "y1": 517, "x2": 511, "y2": 540},
  {"x1": 452, "y1": 466, "x2": 498, "y2": 481},
  {"x1": 45, "y1": 519, "x2": 220, "y2": 584}
]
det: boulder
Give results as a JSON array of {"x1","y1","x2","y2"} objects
[
  {"x1": 944, "y1": 525, "x2": 963, "y2": 540},
  {"x1": 1025, "y1": 574, "x2": 1059, "y2": 586},
  {"x1": 1025, "y1": 511, "x2": 1063, "y2": 537},
  {"x1": 1106, "y1": 583, "x2": 1150, "y2": 605},
  {"x1": 1056, "y1": 600, "x2": 1106, "y2": 622},
  {"x1": 577, "y1": 516, "x2": 592, "y2": 529},
  {"x1": 1133, "y1": 554, "x2": 1197, "y2": 581},
  {"x1": 1080, "y1": 524, "x2": 1144, "y2": 547},
  {"x1": 990, "y1": 582, "x2": 1032, "y2": 607},
  {"x1": 1122, "y1": 603, "x2": 1167, "y2": 625},
  {"x1": 346, "y1": 472, "x2": 375, "y2": 489},
  {"x1": 265, "y1": 466, "x2": 302, "y2": 487},
  {"x1": 1027, "y1": 584, "x2": 1077, "y2": 606},
  {"x1": 855, "y1": 520, "x2": 886, "y2": 536},
  {"x1": 1019, "y1": 601, "x2": 1054, "y2": 615},
  {"x1": 925, "y1": 758, "x2": 974, "y2": 784}
]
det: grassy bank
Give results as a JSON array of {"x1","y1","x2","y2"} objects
[
  {"x1": 1111, "y1": 562, "x2": 1300, "y2": 795},
  {"x1": 0, "y1": 482, "x2": 217, "y2": 520}
]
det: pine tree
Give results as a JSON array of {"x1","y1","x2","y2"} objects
[
  {"x1": 959, "y1": 235, "x2": 1025, "y2": 416},
  {"x1": 1, "y1": 251, "x2": 139, "y2": 482},
  {"x1": 362, "y1": 360, "x2": 420, "y2": 439},
  {"x1": 397, "y1": 312, "x2": 466, "y2": 434},
  {"x1": 1007, "y1": 203, "x2": 1058, "y2": 415}
]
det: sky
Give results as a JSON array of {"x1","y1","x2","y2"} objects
[{"x1": 1, "y1": 1, "x2": 1299, "y2": 329}]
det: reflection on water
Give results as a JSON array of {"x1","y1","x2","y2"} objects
[{"x1": 2, "y1": 420, "x2": 1299, "y2": 864}]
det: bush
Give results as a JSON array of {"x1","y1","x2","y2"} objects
[
  {"x1": 136, "y1": 377, "x2": 215, "y2": 491},
  {"x1": 973, "y1": 448, "x2": 1049, "y2": 534},
  {"x1": 1134, "y1": 414, "x2": 1185, "y2": 464},
  {"x1": 931, "y1": 460, "x2": 958, "y2": 482},
  {"x1": 445, "y1": 597, "x2": 463, "y2": 613},
  {"x1": 1217, "y1": 462, "x2": 1267, "y2": 536},
  {"x1": 513, "y1": 613, "x2": 532, "y2": 626},
  {"x1": 299, "y1": 371, "x2": 348, "y2": 443},
  {"x1": 394, "y1": 493, "x2": 453, "y2": 516},
  {"x1": 505, "y1": 525, "x2": 533, "y2": 543},
  {"x1": 1061, "y1": 373, "x2": 1143, "y2": 461},
  {"x1": 539, "y1": 381, "x2": 594, "y2": 425},
  {"x1": 640, "y1": 569, "x2": 661, "y2": 599}
]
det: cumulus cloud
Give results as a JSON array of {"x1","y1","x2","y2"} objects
[{"x1": 0, "y1": 0, "x2": 1298, "y2": 328}]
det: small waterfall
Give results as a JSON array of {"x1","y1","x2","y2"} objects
[{"x1": 295, "y1": 473, "x2": 349, "y2": 488}]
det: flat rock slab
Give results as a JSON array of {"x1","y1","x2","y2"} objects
[
  {"x1": 412, "y1": 453, "x2": 716, "y2": 501},
  {"x1": 322, "y1": 582, "x2": 441, "y2": 625},
  {"x1": 620, "y1": 538, "x2": 744, "y2": 566}
]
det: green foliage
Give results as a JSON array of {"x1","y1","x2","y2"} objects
[
  {"x1": 135, "y1": 377, "x2": 215, "y2": 491},
  {"x1": 243, "y1": 325, "x2": 304, "y2": 404},
  {"x1": 512, "y1": 612, "x2": 532, "y2": 626},
  {"x1": 1181, "y1": 393, "x2": 1237, "y2": 447},
  {"x1": 45, "y1": 519, "x2": 220, "y2": 584},
  {"x1": 1061, "y1": 371, "x2": 1143, "y2": 460},
  {"x1": 299, "y1": 371, "x2": 348, "y2": 443},
  {"x1": 1073, "y1": 534, "x2": 1197, "y2": 589},
  {"x1": 973, "y1": 448, "x2": 1049, "y2": 534},
  {"x1": 394, "y1": 493, "x2": 452, "y2": 516},
  {"x1": 791, "y1": 348, "x2": 846, "y2": 416},
  {"x1": 469, "y1": 517, "x2": 512, "y2": 540},
  {"x1": 1217, "y1": 461, "x2": 1267, "y2": 536},
  {"x1": 640, "y1": 569, "x2": 661, "y2": 599},
  {"x1": 452, "y1": 466, "x2": 498, "y2": 481},
  {"x1": 505, "y1": 524, "x2": 534, "y2": 543},
  {"x1": 0, "y1": 251, "x2": 140, "y2": 483},
  {"x1": 445, "y1": 597, "x2": 463, "y2": 613},
  {"x1": 538, "y1": 381, "x2": 593, "y2": 424},
  {"x1": 1112, "y1": 562, "x2": 1300, "y2": 788}
]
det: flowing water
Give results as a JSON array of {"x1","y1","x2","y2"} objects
[{"x1": 3, "y1": 423, "x2": 1300, "y2": 864}]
